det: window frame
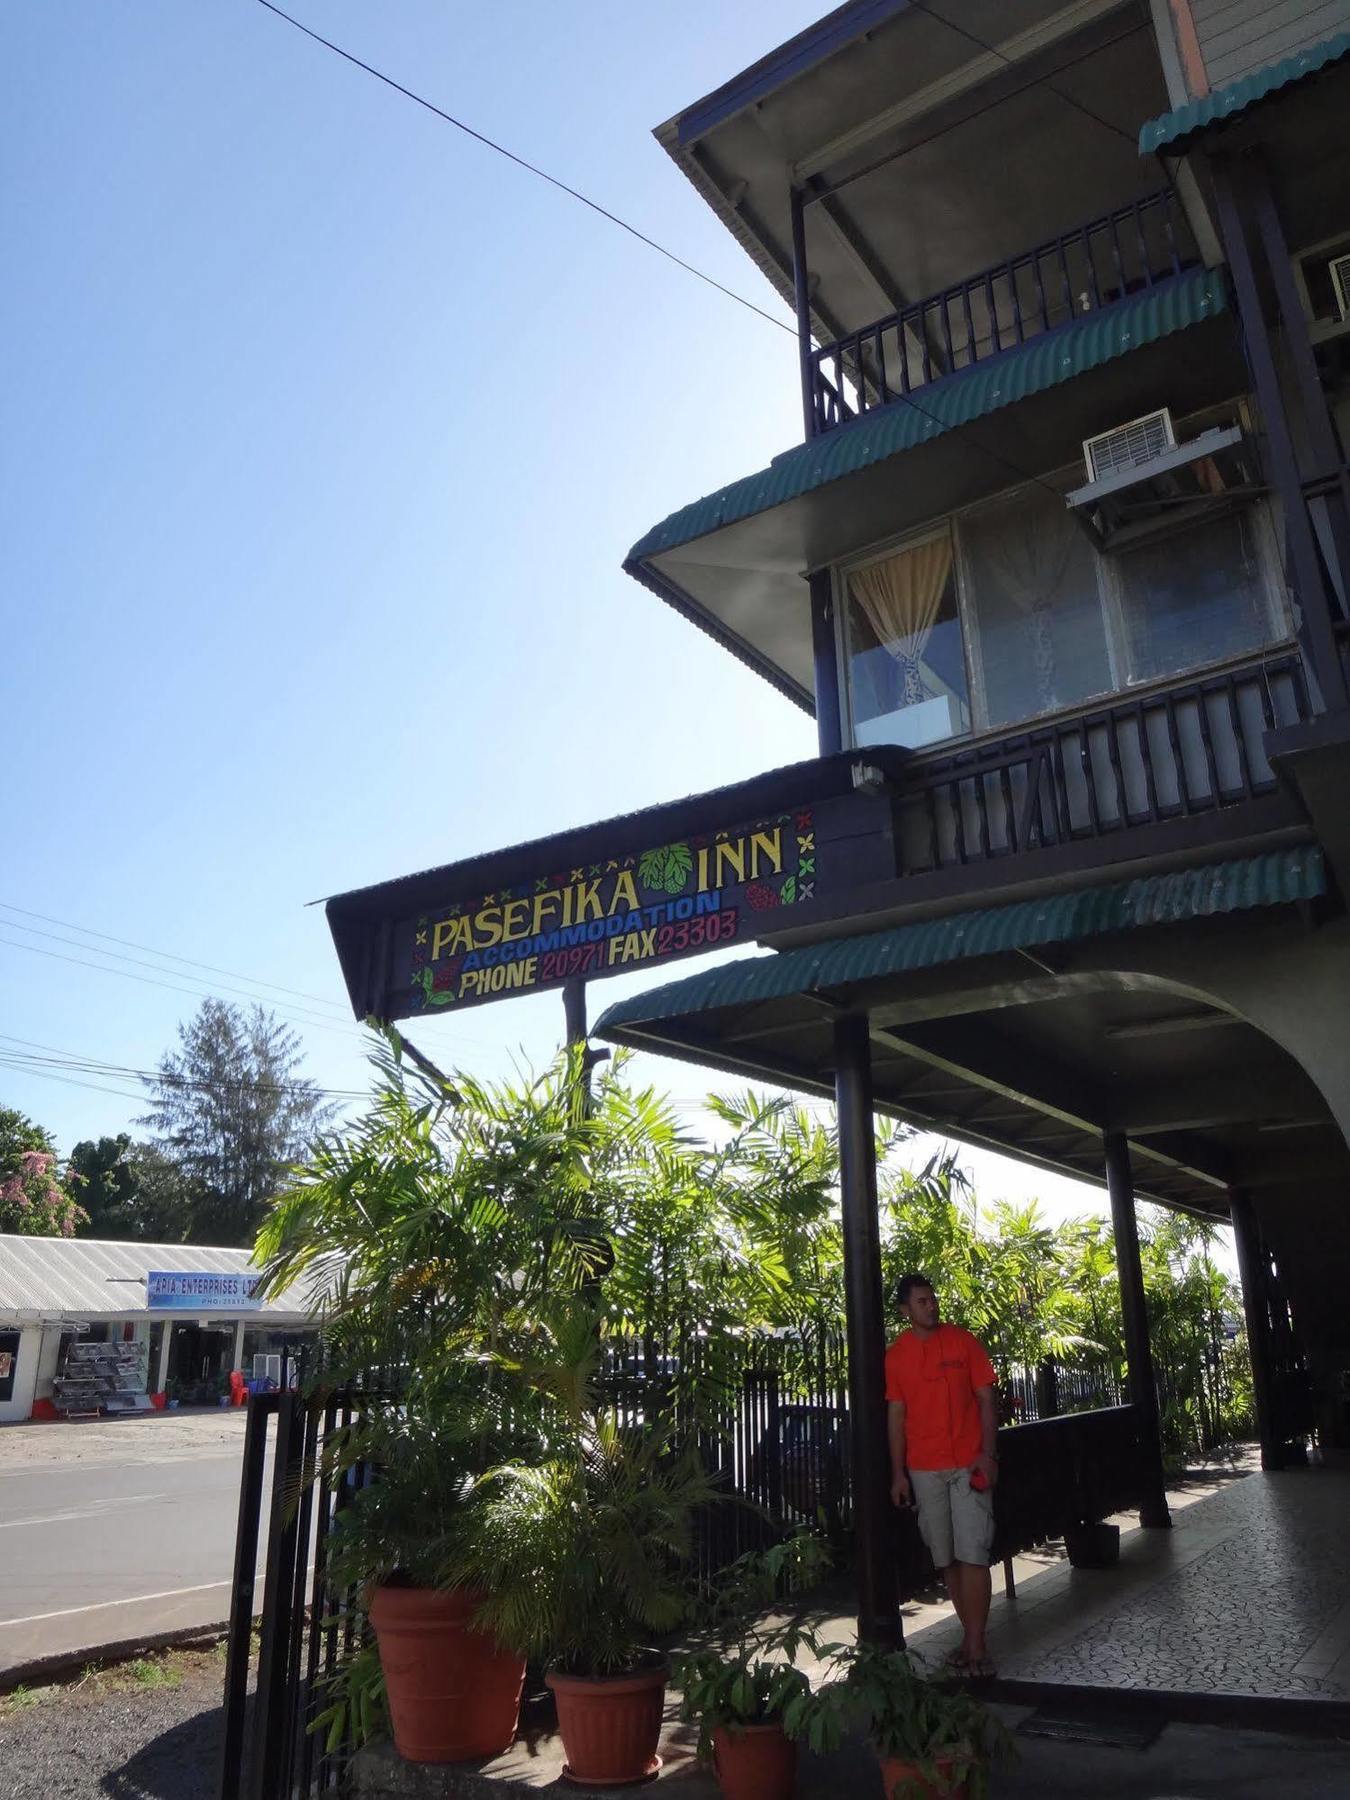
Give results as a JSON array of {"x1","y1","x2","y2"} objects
[
  {"x1": 836, "y1": 518, "x2": 974, "y2": 752},
  {"x1": 835, "y1": 406, "x2": 1292, "y2": 757}
]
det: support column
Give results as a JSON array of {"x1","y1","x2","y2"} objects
[
  {"x1": 563, "y1": 979, "x2": 587, "y2": 1048},
  {"x1": 1104, "y1": 1132, "x2": 1172, "y2": 1528},
  {"x1": 810, "y1": 568, "x2": 844, "y2": 756},
  {"x1": 790, "y1": 185, "x2": 817, "y2": 439},
  {"x1": 154, "y1": 1322, "x2": 173, "y2": 1394},
  {"x1": 834, "y1": 1012, "x2": 900, "y2": 1644},
  {"x1": 231, "y1": 1319, "x2": 246, "y2": 1374},
  {"x1": 1208, "y1": 155, "x2": 1349, "y2": 709},
  {"x1": 1228, "y1": 1190, "x2": 1283, "y2": 1471}
]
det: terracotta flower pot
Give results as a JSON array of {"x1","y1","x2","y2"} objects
[
  {"x1": 368, "y1": 1585, "x2": 525, "y2": 1763},
  {"x1": 546, "y1": 1661, "x2": 667, "y2": 1786},
  {"x1": 712, "y1": 1720, "x2": 797, "y2": 1800},
  {"x1": 877, "y1": 1751, "x2": 967, "y2": 1800}
]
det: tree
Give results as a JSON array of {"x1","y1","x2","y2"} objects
[
  {"x1": 0, "y1": 1105, "x2": 88, "y2": 1237},
  {"x1": 67, "y1": 1134, "x2": 200, "y2": 1242},
  {"x1": 139, "y1": 1000, "x2": 335, "y2": 1245}
]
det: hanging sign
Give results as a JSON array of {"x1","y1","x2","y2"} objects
[
  {"x1": 401, "y1": 807, "x2": 819, "y2": 1015},
  {"x1": 146, "y1": 1271, "x2": 263, "y2": 1310}
]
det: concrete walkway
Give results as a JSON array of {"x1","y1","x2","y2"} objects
[
  {"x1": 352, "y1": 1707, "x2": 1350, "y2": 1797},
  {"x1": 907, "y1": 1464, "x2": 1350, "y2": 1704}
]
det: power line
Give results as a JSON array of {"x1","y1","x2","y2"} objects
[
  {"x1": 0, "y1": 1031, "x2": 369, "y2": 1101},
  {"x1": 252, "y1": 0, "x2": 795, "y2": 336},
  {"x1": 0, "y1": 916, "x2": 352, "y2": 1033},
  {"x1": 0, "y1": 931, "x2": 362, "y2": 1040},
  {"x1": 0, "y1": 898, "x2": 352, "y2": 1015},
  {"x1": 249, "y1": 4, "x2": 1076, "y2": 506}
]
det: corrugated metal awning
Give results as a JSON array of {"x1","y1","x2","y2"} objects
[
  {"x1": 626, "y1": 268, "x2": 1228, "y2": 565},
  {"x1": 1138, "y1": 31, "x2": 1350, "y2": 155},
  {"x1": 596, "y1": 847, "x2": 1325, "y2": 1036},
  {"x1": 0, "y1": 1236, "x2": 321, "y2": 1324}
]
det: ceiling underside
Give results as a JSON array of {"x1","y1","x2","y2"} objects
[
  {"x1": 662, "y1": 1, "x2": 1171, "y2": 345},
  {"x1": 599, "y1": 915, "x2": 1346, "y2": 1221}
]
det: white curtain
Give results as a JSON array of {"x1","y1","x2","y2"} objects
[{"x1": 849, "y1": 534, "x2": 953, "y2": 705}]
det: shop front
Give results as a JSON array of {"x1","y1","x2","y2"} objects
[{"x1": 0, "y1": 1236, "x2": 319, "y2": 1422}]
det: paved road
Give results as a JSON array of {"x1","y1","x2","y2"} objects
[{"x1": 0, "y1": 1413, "x2": 267, "y2": 1677}]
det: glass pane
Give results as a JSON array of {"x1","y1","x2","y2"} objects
[
  {"x1": 1116, "y1": 511, "x2": 1274, "y2": 684},
  {"x1": 960, "y1": 484, "x2": 1113, "y2": 728},
  {"x1": 846, "y1": 531, "x2": 970, "y2": 749}
]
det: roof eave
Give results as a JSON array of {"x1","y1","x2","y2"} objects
[{"x1": 623, "y1": 552, "x2": 815, "y2": 715}]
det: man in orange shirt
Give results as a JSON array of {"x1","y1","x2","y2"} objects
[{"x1": 886, "y1": 1272, "x2": 999, "y2": 1677}]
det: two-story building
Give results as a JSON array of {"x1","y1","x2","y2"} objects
[{"x1": 327, "y1": 0, "x2": 1350, "y2": 1648}]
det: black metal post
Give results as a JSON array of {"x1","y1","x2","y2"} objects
[
  {"x1": 1103, "y1": 1132, "x2": 1172, "y2": 1528},
  {"x1": 249, "y1": 1390, "x2": 308, "y2": 1800},
  {"x1": 219, "y1": 1392, "x2": 277, "y2": 1800},
  {"x1": 834, "y1": 1012, "x2": 900, "y2": 1644},
  {"x1": 1207, "y1": 155, "x2": 1349, "y2": 709},
  {"x1": 810, "y1": 568, "x2": 844, "y2": 755},
  {"x1": 790, "y1": 185, "x2": 817, "y2": 439},
  {"x1": 1229, "y1": 1190, "x2": 1283, "y2": 1471},
  {"x1": 563, "y1": 978, "x2": 587, "y2": 1048}
]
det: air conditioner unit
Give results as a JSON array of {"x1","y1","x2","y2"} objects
[
  {"x1": 1082, "y1": 408, "x2": 1176, "y2": 483},
  {"x1": 1330, "y1": 253, "x2": 1350, "y2": 322}
]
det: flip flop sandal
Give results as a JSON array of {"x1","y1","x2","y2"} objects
[
  {"x1": 942, "y1": 1647, "x2": 970, "y2": 1672},
  {"x1": 965, "y1": 1655, "x2": 997, "y2": 1680}
]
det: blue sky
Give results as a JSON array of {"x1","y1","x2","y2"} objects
[{"x1": 1, "y1": 0, "x2": 1109, "y2": 1225}]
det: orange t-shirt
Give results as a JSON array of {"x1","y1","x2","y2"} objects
[{"x1": 884, "y1": 1323, "x2": 996, "y2": 1471}]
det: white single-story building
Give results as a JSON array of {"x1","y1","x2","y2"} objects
[{"x1": 0, "y1": 1235, "x2": 326, "y2": 1423}]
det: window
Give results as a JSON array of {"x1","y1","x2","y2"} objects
[
  {"x1": 960, "y1": 483, "x2": 1114, "y2": 729},
  {"x1": 1112, "y1": 510, "x2": 1275, "y2": 685},
  {"x1": 845, "y1": 527, "x2": 971, "y2": 750},
  {"x1": 839, "y1": 460, "x2": 1287, "y2": 752}
]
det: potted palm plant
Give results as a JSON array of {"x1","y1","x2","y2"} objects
[
  {"x1": 255, "y1": 1036, "x2": 614, "y2": 1767},
  {"x1": 448, "y1": 1304, "x2": 715, "y2": 1786},
  {"x1": 319, "y1": 1394, "x2": 530, "y2": 1764},
  {"x1": 673, "y1": 1537, "x2": 832, "y2": 1800},
  {"x1": 799, "y1": 1642, "x2": 1010, "y2": 1800}
]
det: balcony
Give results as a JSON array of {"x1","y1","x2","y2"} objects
[
  {"x1": 809, "y1": 188, "x2": 1196, "y2": 438},
  {"x1": 893, "y1": 648, "x2": 1312, "y2": 881}
]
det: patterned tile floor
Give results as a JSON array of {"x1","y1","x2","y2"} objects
[{"x1": 907, "y1": 1466, "x2": 1350, "y2": 1701}]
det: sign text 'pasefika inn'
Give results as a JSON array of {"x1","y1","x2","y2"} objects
[{"x1": 325, "y1": 755, "x2": 903, "y2": 1023}]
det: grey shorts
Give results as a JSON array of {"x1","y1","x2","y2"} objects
[{"x1": 910, "y1": 1467, "x2": 995, "y2": 1568}]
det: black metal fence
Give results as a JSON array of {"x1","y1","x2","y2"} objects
[
  {"x1": 220, "y1": 1389, "x2": 371, "y2": 1800},
  {"x1": 219, "y1": 1339, "x2": 1152, "y2": 1798}
]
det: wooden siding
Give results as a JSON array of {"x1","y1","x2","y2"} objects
[{"x1": 1190, "y1": 0, "x2": 1350, "y2": 89}]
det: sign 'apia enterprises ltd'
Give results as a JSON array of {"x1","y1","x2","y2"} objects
[
  {"x1": 146, "y1": 1271, "x2": 263, "y2": 1310},
  {"x1": 402, "y1": 807, "x2": 818, "y2": 1014}
]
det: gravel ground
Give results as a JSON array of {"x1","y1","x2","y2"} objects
[{"x1": 0, "y1": 1647, "x2": 241, "y2": 1800}]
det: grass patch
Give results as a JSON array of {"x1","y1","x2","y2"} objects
[
  {"x1": 0, "y1": 1686, "x2": 47, "y2": 1716},
  {"x1": 127, "y1": 1657, "x2": 183, "y2": 1690}
]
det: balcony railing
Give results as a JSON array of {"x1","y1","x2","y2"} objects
[
  {"x1": 809, "y1": 187, "x2": 1193, "y2": 436},
  {"x1": 893, "y1": 650, "x2": 1312, "y2": 878}
]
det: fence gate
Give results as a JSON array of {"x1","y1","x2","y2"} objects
[{"x1": 220, "y1": 1389, "x2": 365, "y2": 1800}]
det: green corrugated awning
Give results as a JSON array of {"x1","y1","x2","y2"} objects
[
  {"x1": 1139, "y1": 32, "x2": 1350, "y2": 155},
  {"x1": 595, "y1": 847, "x2": 1325, "y2": 1037},
  {"x1": 626, "y1": 268, "x2": 1228, "y2": 564}
]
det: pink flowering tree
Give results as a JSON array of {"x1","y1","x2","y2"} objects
[{"x1": 0, "y1": 1107, "x2": 89, "y2": 1238}]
